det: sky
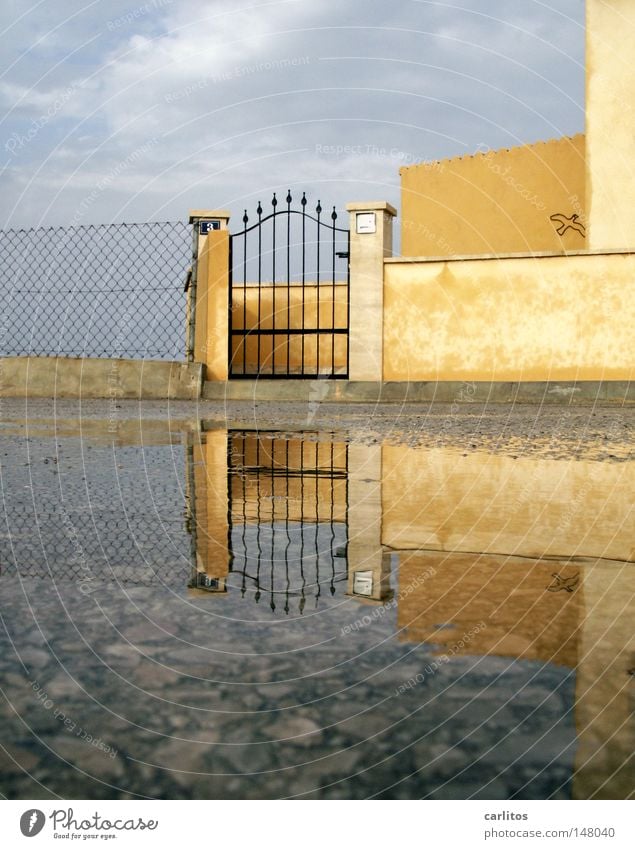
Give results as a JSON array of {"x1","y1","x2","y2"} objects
[{"x1": 0, "y1": 0, "x2": 585, "y2": 230}]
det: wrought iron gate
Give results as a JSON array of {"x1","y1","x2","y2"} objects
[{"x1": 229, "y1": 192, "x2": 350, "y2": 378}]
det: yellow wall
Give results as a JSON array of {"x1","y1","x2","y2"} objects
[
  {"x1": 400, "y1": 135, "x2": 586, "y2": 257},
  {"x1": 381, "y1": 445, "x2": 634, "y2": 563},
  {"x1": 230, "y1": 283, "x2": 348, "y2": 375},
  {"x1": 586, "y1": 0, "x2": 635, "y2": 250},
  {"x1": 383, "y1": 252, "x2": 635, "y2": 382}
]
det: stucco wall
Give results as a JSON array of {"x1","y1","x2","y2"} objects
[
  {"x1": 383, "y1": 251, "x2": 635, "y2": 382},
  {"x1": 586, "y1": 0, "x2": 635, "y2": 250},
  {"x1": 400, "y1": 135, "x2": 586, "y2": 257}
]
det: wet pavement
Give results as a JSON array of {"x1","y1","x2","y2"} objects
[{"x1": 0, "y1": 402, "x2": 633, "y2": 799}]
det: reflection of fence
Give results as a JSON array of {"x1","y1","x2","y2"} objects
[
  {"x1": 226, "y1": 432, "x2": 349, "y2": 612},
  {"x1": 0, "y1": 221, "x2": 190, "y2": 359},
  {"x1": 0, "y1": 444, "x2": 191, "y2": 587}
]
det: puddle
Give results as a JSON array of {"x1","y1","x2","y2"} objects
[{"x1": 0, "y1": 423, "x2": 633, "y2": 799}]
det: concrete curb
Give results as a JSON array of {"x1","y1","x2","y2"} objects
[{"x1": 203, "y1": 379, "x2": 634, "y2": 405}]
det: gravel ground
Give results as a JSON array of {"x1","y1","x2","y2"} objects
[{"x1": 0, "y1": 398, "x2": 633, "y2": 461}]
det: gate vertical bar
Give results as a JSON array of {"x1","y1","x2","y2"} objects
[
  {"x1": 228, "y1": 234, "x2": 233, "y2": 376},
  {"x1": 331, "y1": 206, "x2": 337, "y2": 376},
  {"x1": 257, "y1": 202, "x2": 263, "y2": 373},
  {"x1": 316, "y1": 200, "x2": 322, "y2": 376},
  {"x1": 301, "y1": 193, "x2": 307, "y2": 376},
  {"x1": 242, "y1": 210, "x2": 248, "y2": 376},
  {"x1": 271, "y1": 193, "x2": 277, "y2": 376},
  {"x1": 286, "y1": 190, "x2": 292, "y2": 375}
]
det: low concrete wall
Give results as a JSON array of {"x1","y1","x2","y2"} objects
[{"x1": 0, "y1": 357, "x2": 203, "y2": 399}]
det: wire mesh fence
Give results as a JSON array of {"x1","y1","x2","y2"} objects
[{"x1": 0, "y1": 221, "x2": 191, "y2": 360}]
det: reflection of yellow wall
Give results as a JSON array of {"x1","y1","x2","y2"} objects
[
  {"x1": 382, "y1": 446, "x2": 634, "y2": 563},
  {"x1": 230, "y1": 283, "x2": 348, "y2": 374},
  {"x1": 383, "y1": 252, "x2": 635, "y2": 382},
  {"x1": 397, "y1": 551, "x2": 581, "y2": 667},
  {"x1": 573, "y1": 560, "x2": 635, "y2": 800},
  {"x1": 586, "y1": 0, "x2": 635, "y2": 250},
  {"x1": 400, "y1": 135, "x2": 586, "y2": 257}
]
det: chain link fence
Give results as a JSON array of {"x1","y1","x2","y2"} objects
[{"x1": 0, "y1": 221, "x2": 191, "y2": 360}]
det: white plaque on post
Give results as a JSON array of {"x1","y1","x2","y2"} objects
[
  {"x1": 353, "y1": 570, "x2": 374, "y2": 596},
  {"x1": 356, "y1": 212, "x2": 377, "y2": 234}
]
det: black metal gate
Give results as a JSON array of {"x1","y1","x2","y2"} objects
[{"x1": 229, "y1": 192, "x2": 350, "y2": 378}]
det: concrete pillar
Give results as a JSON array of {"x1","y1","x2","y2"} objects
[
  {"x1": 346, "y1": 202, "x2": 397, "y2": 382},
  {"x1": 188, "y1": 209, "x2": 231, "y2": 380},
  {"x1": 586, "y1": 0, "x2": 635, "y2": 250},
  {"x1": 346, "y1": 444, "x2": 392, "y2": 603}
]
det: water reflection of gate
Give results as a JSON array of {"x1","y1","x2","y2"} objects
[{"x1": 188, "y1": 431, "x2": 350, "y2": 612}]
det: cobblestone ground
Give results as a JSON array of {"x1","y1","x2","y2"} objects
[{"x1": 0, "y1": 399, "x2": 631, "y2": 799}]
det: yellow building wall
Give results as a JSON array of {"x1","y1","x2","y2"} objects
[
  {"x1": 383, "y1": 252, "x2": 635, "y2": 382},
  {"x1": 381, "y1": 445, "x2": 634, "y2": 563},
  {"x1": 400, "y1": 135, "x2": 586, "y2": 257},
  {"x1": 586, "y1": 0, "x2": 635, "y2": 250},
  {"x1": 230, "y1": 283, "x2": 348, "y2": 375}
]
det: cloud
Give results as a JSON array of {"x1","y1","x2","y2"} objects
[{"x1": 0, "y1": 0, "x2": 585, "y2": 228}]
